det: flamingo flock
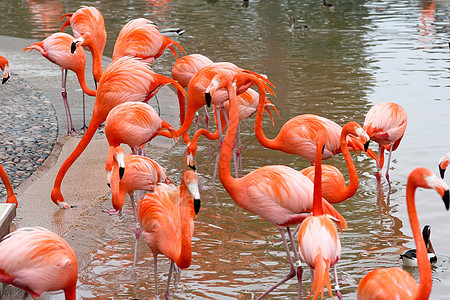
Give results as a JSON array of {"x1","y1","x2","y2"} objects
[{"x1": 1, "y1": 4, "x2": 449, "y2": 300}]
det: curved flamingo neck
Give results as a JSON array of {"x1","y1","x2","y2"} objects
[
  {"x1": 86, "y1": 41, "x2": 103, "y2": 83},
  {"x1": 75, "y1": 71, "x2": 96, "y2": 96},
  {"x1": 313, "y1": 134, "x2": 324, "y2": 216},
  {"x1": 218, "y1": 80, "x2": 240, "y2": 198},
  {"x1": 406, "y1": 178, "x2": 432, "y2": 299},
  {"x1": 175, "y1": 182, "x2": 193, "y2": 268},
  {"x1": 254, "y1": 80, "x2": 278, "y2": 150},
  {"x1": 51, "y1": 117, "x2": 103, "y2": 205},
  {"x1": 337, "y1": 125, "x2": 359, "y2": 202}
]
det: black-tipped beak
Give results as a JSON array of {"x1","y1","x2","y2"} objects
[
  {"x1": 2, "y1": 75, "x2": 10, "y2": 84},
  {"x1": 107, "y1": 183, "x2": 111, "y2": 188},
  {"x1": 321, "y1": 145, "x2": 325, "y2": 155},
  {"x1": 205, "y1": 92, "x2": 212, "y2": 107},
  {"x1": 194, "y1": 199, "x2": 201, "y2": 215},
  {"x1": 71, "y1": 41, "x2": 78, "y2": 54},
  {"x1": 119, "y1": 167, "x2": 125, "y2": 180},
  {"x1": 443, "y1": 190, "x2": 449, "y2": 210},
  {"x1": 364, "y1": 141, "x2": 370, "y2": 152},
  {"x1": 439, "y1": 166, "x2": 446, "y2": 179},
  {"x1": 188, "y1": 164, "x2": 197, "y2": 171}
]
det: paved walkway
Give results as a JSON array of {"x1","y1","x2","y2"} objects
[{"x1": 0, "y1": 35, "x2": 180, "y2": 299}]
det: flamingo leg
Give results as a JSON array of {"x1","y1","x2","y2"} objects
[
  {"x1": 130, "y1": 192, "x2": 141, "y2": 275},
  {"x1": 376, "y1": 144, "x2": 382, "y2": 185},
  {"x1": 257, "y1": 228, "x2": 297, "y2": 299},
  {"x1": 333, "y1": 264, "x2": 343, "y2": 300},
  {"x1": 287, "y1": 226, "x2": 303, "y2": 299},
  {"x1": 212, "y1": 106, "x2": 224, "y2": 184},
  {"x1": 203, "y1": 106, "x2": 211, "y2": 154},
  {"x1": 154, "y1": 256, "x2": 160, "y2": 299},
  {"x1": 220, "y1": 106, "x2": 238, "y2": 178},
  {"x1": 61, "y1": 69, "x2": 75, "y2": 135},
  {"x1": 21, "y1": 292, "x2": 29, "y2": 300},
  {"x1": 81, "y1": 92, "x2": 88, "y2": 131},
  {"x1": 164, "y1": 261, "x2": 175, "y2": 300},
  {"x1": 385, "y1": 143, "x2": 394, "y2": 187}
]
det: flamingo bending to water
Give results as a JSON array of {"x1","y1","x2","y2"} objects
[
  {"x1": 300, "y1": 121, "x2": 370, "y2": 204},
  {"x1": 357, "y1": 167, "x2": 449, "y2": 299},
  {"x1": 51, "y1": 56, "x2": 186, "y2": 208},
  {"x1": 0, "y1": 227, "x2": 78, "y2": 300},
  {"x1": 23, "y1": 32, "x2": 97, "y2": 134},
  {"x1": 213, "y1": 72, "x2": 346, "y2": 299},
  {"x1": 0, "y1": 55, "x2": 10, "y2": 84},
  {"x1": 363, "y1": 102, "x2": 407, "y2": 184},
  {"x1": 137, "y1": 170, "x2": 200, "y2": 298}
]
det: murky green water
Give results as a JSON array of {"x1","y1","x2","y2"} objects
[{"x1": 2, "y1": 0, "x2": 450, "y2": 298}]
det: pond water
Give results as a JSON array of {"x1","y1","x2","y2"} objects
[{"x1": 1, "y1": 0, "x2": 450, "y2": 299}]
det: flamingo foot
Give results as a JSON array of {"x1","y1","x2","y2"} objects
[{"x1": 102, "y1": 208, "x2": 122, "y2": 215}]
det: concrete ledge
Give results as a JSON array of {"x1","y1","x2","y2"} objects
[{"x1": 0, "y1": 204, "x2": 15, "y2": 240}]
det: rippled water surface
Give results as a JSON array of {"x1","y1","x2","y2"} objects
[{"x1": 2, "y1": 0, "x2": 450, "y2": 299}]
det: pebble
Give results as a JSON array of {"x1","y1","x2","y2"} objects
[{"x1": 0, "y1": 76, "x2": 58, "y2": 199}]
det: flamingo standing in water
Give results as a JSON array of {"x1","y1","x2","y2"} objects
[
  {"x1": 357, "y1": 167, "x2": 449, "y2": 299},
  {"x1": 107, "y1": 146, "x2": 168, "y2": 273},
  {"x1": 0, "y1": 227, "x2": 78, "y2": 300},
  {"x1": 0, "y1": 55, "x2": 10, "y2": 84},
  {"x1": 137, "y1": 170, "x2": 200, "y2": 298},
  {"x1": 23, "y1": 32, "x2": 97, "y2": 134},
  {"x1": 0, "y1": 163, "x2": 18, "y2": 207},
  {"x1": 300, "y1": 121, "x2": 370, "y2": 204},
  {"x1": 297, "y1": 130, "x2": 343, "y2": 300},
  {"x1": 60, "y1": 5, "x2": 106, "y2": 84},
  {"x1": 212, "y1": 72, "x2": 347, "y2": 299},
  {"x1": 51, "y1": 56, "x2": 186, "y2": 208},
  {"x1": 438, "y1": 152, "x2": 449, "y2": 178},
  {"x1": 363, "y1": 102, "x2": 407, "y2": 184}
]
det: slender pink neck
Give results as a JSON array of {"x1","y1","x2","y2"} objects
[
  {"x1": 75, "y1": 71, "x2": 96, "y2": 96},
  {"x1": 313, "y1": 134, "x2": 324, "y2": 216},
  {"x1": 175, "y1": 182, "x2": 193, "y2": 268},
  {"x1": 254, "y1": 80, "x2": 278, "y2": 150},
  {"x1": 406, "y1": 179, "x2": 432, "y2": 299},
  {"x1": 336, "y1": 125, "x2": 359, "y2": 202},
  {"x1": 86, "y1": 41, "x2": 103, "y2": 83},
  {"x1": 218, "y1": 80, "x2": 241, "y2": 199}
]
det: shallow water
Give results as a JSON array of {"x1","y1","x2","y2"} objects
[{"x1": 2, "y1": 0, "x2": 450, "y2": 299}]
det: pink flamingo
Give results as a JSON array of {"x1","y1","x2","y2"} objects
[
  {"x1": 137, "y1": 170, "x2": 200, "y2": 298},
  {"x1": 300, "y1": 121, "x2": 370, "y2": 204},
  {"x1": 51, "y1": 56, "x2": 186, "y2": 208},
  {"x1": 298, "y1": 130, "x2": 343, "y2": 300},
  {"x1": 0, "y1": 163, "x2": 18, "y2": 207},
  {"x1": 363, "y1": 102, "x2": 407, "y2": 184},
  {"x1": 213, "y1": 72, "x2": 347, "y2": 299},
  {"x1": 104, "y1": 101, "x2": 178, "y2": 174},
  {"x1": 112, "y1": 18, "x2": 185, "y2": 64},
  {"x1": 0, "y1": 55, "x2": 10, "y2": 84},
  {"x1": 23, "y1": 32, "x2": 97, "y2": 134},
  {"x1": 357, "y1": 167, "x2": 449, "y2": 299},
  {"x1": 60, "y1": 5, "x2": 106, "y2": 84},
  {"x1": 0, "y1": 227, "x2": 78, "y2": 299},
  {"x1": 107, "y1": 146, "x2": 169, "y2": 273}
]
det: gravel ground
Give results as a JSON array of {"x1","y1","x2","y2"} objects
[{"x1": 0, "y1": 76, "x2": 58, "y2": 198}]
